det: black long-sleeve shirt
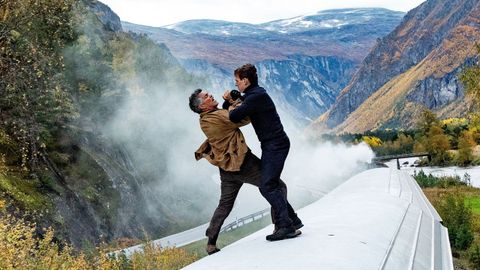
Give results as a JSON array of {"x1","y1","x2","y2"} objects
[{"x1": 227, "y1": 85, "x2": 288, "y2": 144}]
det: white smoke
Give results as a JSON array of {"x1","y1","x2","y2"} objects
[
  {"x1": 220, "y1": 108, "x2": 375, "y2": 220},
  {"x1": 96, "y1": 54, "x2": 377, "y2": 236},
  {"x1": 104, "y1": 75, "x2": 375, "y2": 228}
]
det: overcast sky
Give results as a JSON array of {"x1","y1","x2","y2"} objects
[{"x1": 100, "y1": 0, "x2": 426, "y2": 27}]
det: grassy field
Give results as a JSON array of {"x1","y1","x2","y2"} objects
[
  {"x1": 466, "y1": 196, "x2": 480, "y2": 215},
  {"x1": 182, "y1": 216, "x2": 272, "y2": 258}
]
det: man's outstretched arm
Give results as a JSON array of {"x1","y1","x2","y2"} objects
[
  {"x1": 228, "y1": 102, "x2": 251, "y2": 127},
  {"x1": 229, "y1": 98, "x2": 255, "y2": 123}
]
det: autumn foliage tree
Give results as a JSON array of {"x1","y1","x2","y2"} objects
[
  {"x1": 417, "y1": 109, "x2": 440, "y2": 137},
  {"x1": 456, "y1": 130, "x2": 477, "y2": 166},
  {"x1": 425, "y1": 125, "x2": 451, "y2": 165},
  {"x1": 361, "y1": 136, "x2": 382, "y2": 148},
  {"x1": 459, "y1": 44, "x2": 480, "y2": 154},
  {"x1": 414, "y1": 109, "x2": 451, "y2": 165},
  {"x1": 0, "y1": 213, "x2": 197, "y2": 269},
  {"x1": 460, "y1": 44, "x2": 480, "y2": 108},
  {"x1": 0, "y1": 0, "x2": 78, "y2": 175},
  {"x1": 369, "y1": 133, "x2": 415, "y2": 156}
]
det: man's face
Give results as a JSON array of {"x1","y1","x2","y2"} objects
[
  {"x1": 198, "y1": 91, "x2": 218, "y2": 112},
  {"x1": 235, "y1": 75, "x2": 250, "y2": 93}
]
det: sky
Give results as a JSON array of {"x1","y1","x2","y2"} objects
[{"x1": 100, "y1": 0, "x2": 426, "y2": 27}]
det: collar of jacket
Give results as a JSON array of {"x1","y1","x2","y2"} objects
[
  {"x1": 244, "y1": 83, "x2": 259, "y2": 94},
  {"x1": 200, "y1": 107, "x2": 218, "y2": 118}
]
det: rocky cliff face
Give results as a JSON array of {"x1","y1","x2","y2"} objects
[
  {"x1": 256, "y1": 55, "x2": 357, "y2": 121},
  {"x1": 318, "y1": 0, "x2": 480, "y2": 132},
  {"x1": 84, "y1": 0, "x2": 122, "y2": 32},
  {"x1": 289, "y1": 54, "x2": 356, "y2": 94},
  {"x1": 180, "y1": 59, "x2": 233, "y2": 90},
  {"x1": 406, "y1": 59, "x2": 477, "y2": 109},
  {"x1": 181, "y1": 55, "x2": 357, "y2": 123}
]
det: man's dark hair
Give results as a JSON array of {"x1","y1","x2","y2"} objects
[
  {"x1": 189, "y1": 88, "x2": 203, "y2": 114},
  {"x1": 234, "y1": 63, "x2": 258, "y2": 86}
]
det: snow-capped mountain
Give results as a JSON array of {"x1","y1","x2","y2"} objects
[
  {"x1": 123, "y1": 8, "x2": 404, "y2": 66},
  {"x1": 261, "y1": 8, "x2": 403, "y2": 34},
  {"x1": 163, "y1": 8, "x2": 404, "y2": 37},
  {"x1": 164, "y1": 20, "x2": 274, "y2": 36}
]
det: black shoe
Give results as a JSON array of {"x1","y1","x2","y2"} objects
[
  {"x1": 273, "y1": 217, "x2": 303, "y2": 233},
  {"x1": 293, "y1": 217, "x2": 304, "y2": 230},
  {"x1": 206, "y1": 245, "x2": 220, "y2": 255},
  {"x1": 266, "y1": 226, "x2": 298, "y2": 241}
]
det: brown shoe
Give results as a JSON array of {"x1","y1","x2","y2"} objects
[{"x1": 206, "y1": 244, "x2": 221, "y2": 255}]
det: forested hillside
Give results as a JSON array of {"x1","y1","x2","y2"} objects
[{"x1": 0, "y1": 0, "x2": 213, "y2": 247}]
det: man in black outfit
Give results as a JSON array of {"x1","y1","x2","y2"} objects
[
  {"x1": 223, "y1": 64, "x2": 303, "y2": 241},
  {"x1": 190, "y1": 89, "x2": 301, "y2": 254}
]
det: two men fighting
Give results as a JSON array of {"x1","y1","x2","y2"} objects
[{"x1": 189, "y1": 64, "x2": 302, "y2": 255}]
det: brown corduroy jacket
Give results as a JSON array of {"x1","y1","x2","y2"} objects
[{"x1": 195, "y1": 107, "x2": 250, "y2": 172}]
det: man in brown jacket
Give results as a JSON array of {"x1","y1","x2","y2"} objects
[{"x1": 189, "y1": 89, "x2": 302, "y2": 255}]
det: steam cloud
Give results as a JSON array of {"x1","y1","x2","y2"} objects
[{"x1": 105, "y1": 74, "x2": 374, "y2": 227}]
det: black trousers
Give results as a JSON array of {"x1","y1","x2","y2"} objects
[
  {"x1": 206, "y1": 151, "x2": 297, "y2": 245},
  {"x1": 260, "y1": 137, "x2": 292, "y2": 228}
]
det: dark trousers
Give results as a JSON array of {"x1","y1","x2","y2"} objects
[
  {"x1": 260, "y1": 137, "x2": 292, "y2": 228},
  {"x1": 206, "y1": 151, "x2": 297, "y2": 245}
]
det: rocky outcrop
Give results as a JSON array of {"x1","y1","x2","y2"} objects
[
  {"x1": 84, "y1": 0, "x2": 122, "y2": 32},
  {"x1": 256, "y1": 56, "x2": 357, "y2": 121},
  {"x1": 287, "y1": 55, "x2": 357, "y2": 92},
  {"x1": 406, "y1": 59, "x2": 477, "y2": 109}
]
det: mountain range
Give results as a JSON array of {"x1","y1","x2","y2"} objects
[
  {"x1": 123, "y1": 8, "x2": 405, "y2": 123},
  {"x1": 314, "y1": 0, "x2": 480, "y2": 133}
]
